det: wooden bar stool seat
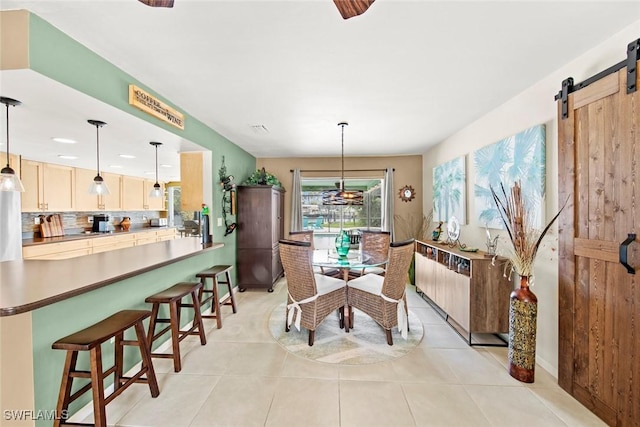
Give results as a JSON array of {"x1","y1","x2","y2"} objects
[
  {"x1": 52, "y1": 310, "x2": 159, "y2": 427},
  {"x1": 196, "y1": 265, "x2": 238, "y2": 329},
  {"x1": 145, "y1": 282, "x2": 206, "y2": 373}
]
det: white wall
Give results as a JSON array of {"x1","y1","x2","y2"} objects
[{"x1": 423, "y1": 20, "x2": 640, "y2": 378}]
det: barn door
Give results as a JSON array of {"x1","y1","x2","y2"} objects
[{"x1": 558, "y1": 40, "x2": 640, "y2": 426}]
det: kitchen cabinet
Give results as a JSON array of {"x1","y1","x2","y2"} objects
[
  {"x1": 22, "y1": 229, "x2": 177, "y2": 259},
  {"x1": 414, "y1": 240, "x2": 512, "y2": 345},
  {"x1": 74, "y1": 168, "x2": 122, "y2": 211},
  {"x1": 21, "y1": 160, "x2": 74, "y2": 212},
  {"x1": 156, "y1": 228, "x2": 176, "y2": 241},
  {"x1": 122, "y1": 177, "x2": 165, "y2": 211},
  {"x1": 180, "y1": 152, "x2": 204, "y2": 211},
  {"x1": 122, "y1": 176, "x2": 145, "y2": 210},
  {"x1": 236, "y1": 185, "x2": 285, "y2": 292},
  {"x1": 23, "y1": 239, "x2": 92, "y2": 260},
  {"x1": 91, "y1": 233, "x2": 135, "y2": 254}
]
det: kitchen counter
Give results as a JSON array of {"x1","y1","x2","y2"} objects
[
  {"x1": 1, "y1": 237, "x2": 223, "y2": 316},
  {"x1": 22, "y1": 226, "x2": 175, "y2": 247}
]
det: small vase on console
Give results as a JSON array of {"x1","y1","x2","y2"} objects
[{"x1": 335, "y1": 230, "x2": 351, "y2": 258}]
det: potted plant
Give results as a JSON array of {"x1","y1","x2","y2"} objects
[{"x1": 242, "y1": 167, "x2": 281, "y2": 187}]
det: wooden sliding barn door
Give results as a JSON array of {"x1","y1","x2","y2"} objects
[{"x1": 558, "y1": 43, "x2": 640, "y2": 426}]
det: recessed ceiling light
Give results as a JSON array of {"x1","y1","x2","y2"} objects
[
  {"x1": 58, "y1": 155, "x2": 77, "y2": 160},
  {"x1": 110, "y1": 165, "x2": 124, "y2": 169},
  {"x1": 119, "y1": 154, "x2": 136, "y2": 159},
  {"x1": 160, "y1": 164, "x2": 172, "y2": 168},
  {"x1": 53, "y1": 137, "x2": 77, "y2": 144}
]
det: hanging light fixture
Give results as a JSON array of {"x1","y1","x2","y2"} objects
[
  {"x1": 87, "y1": 119, "x2": 110, "y2": 195},
  {"x1": 336, "y1": 122, "x2": 362, "y2": 203},
  {"x1": 149, "y1": 141, "x2": 163, "y2": 198},
  {"x1": 0, "y1": 96, "x2": 25, "y2": 192}
]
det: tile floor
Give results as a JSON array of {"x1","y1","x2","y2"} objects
[{"x1": 79, "y1": 278, "x2": 606, "y2": 426}]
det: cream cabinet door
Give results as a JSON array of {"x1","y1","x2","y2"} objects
[
  {"x1": 100, "y1": 172, "x2": 122, "y2": 211},
  {"x1": 122, "y1": 176, "x2": 145, "y2": 210},
  {"x1": 74, "y1": 167, "x2": 100, "y2": 211},
  {"x1": 21, "y1": 160, "x2": 73, "y2": 212},
  {"x1": 43, "y1": 163, "x2": 74, "y2": 211},
  {"x1": 21, "y1": 159, "x2": 44, "y2": 211}
]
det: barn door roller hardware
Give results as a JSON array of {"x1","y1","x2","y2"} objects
[{"x1": 555, "y1": 38, "x2": 640, "y2": 119}]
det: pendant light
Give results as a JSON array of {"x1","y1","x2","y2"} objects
[
  {"x1": 0, "y1": 96, "x2": 25, "y2": 192},
  {"x1": 87, "y1": 119, "x2": 110, "y2": 195},
  {"x1": 337, "y1": 122, "x2": 349, "y2": 199},
  {"x1": 149, "y1": 141, "x2": 163, "y2": 198}
]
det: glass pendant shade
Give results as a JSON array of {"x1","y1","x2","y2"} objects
[
  {"x1": 0, "y1": 96, "x2": 24, "y2": 192},
  {"x1": 0, "y1": 166, "x2": 25, "y2": 192},
  {"x1": 149, "y1": 182, "x2": 162, "y2": 198},
  {"x1": 149, "y1": 141, "x2": 163, "y2": 198},
  {"x1": 88, "y1": 174, "x2": 110, "y2": 195}
]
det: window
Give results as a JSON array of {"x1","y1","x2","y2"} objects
[{"x1": 300, "y1": 178, "x2": 382, "y2": 232}]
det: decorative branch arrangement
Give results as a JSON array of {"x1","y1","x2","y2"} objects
[
  {"x1": 219, "y1": 156, "x2": 237, "y2": 236},
  {"x1": 490, "y1": 181, "x2": 567, "y2": 278}
]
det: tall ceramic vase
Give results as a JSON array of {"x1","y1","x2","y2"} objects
[{"x1": 508, "y1": 275, "x2": 538, "y2": 383}]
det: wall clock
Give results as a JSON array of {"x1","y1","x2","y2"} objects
[{"x1": 398, "y1": 185, "x2": 416, "y2": 202}]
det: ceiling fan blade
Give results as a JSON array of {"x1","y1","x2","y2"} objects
[
  {"x1": 138, "y1": 0, "x2": 174, "y2": 7},
  {"x1": 333, "y1": 0, "x2": 375, "y2": 19}
]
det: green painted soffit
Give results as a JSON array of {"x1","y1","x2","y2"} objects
[{"x1": 26, "y1": 12, "x2": 254, "y2": 172}]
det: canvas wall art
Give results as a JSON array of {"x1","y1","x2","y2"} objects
[
  {"x1": 473, "y1": 124, "x2": 546, "y2": 229},
  {"x1": 433, "y1": 156, "x2": 466, "y2": 224}
]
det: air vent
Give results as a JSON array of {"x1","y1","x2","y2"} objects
[{"x1": 249, "y1": 124, "x2": 269, "y2": 134}]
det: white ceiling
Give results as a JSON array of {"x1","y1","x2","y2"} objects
[{"x1": 1, "y1": 0, "x2": 639, "y2": 180}]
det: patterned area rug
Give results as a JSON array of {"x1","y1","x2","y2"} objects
[{"x1": 268, "y1": 303, "x2": 424, "y2": 364}]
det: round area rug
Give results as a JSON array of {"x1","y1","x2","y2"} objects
[{"x1": 268, "y1": 303, "x2": 423, "y2": 364}]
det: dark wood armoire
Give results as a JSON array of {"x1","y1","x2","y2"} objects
[
  {"x1": 557, "y1": 39, "x2": 640, "y2": 426},
  {"x1": 236, "y1": 185, "x2": 285, "y2": 292}
]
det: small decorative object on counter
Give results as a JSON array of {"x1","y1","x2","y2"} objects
[
  {"x1": 120, "y1": 217, "x2": 131, "y2": 232},
  {"x1": 335, "y1": 230, "x2": 351, "y2": 258},
  {"x1": 432, "y1": 221, "x2": 443, "y2": 241},
  {"x1": 485, "y1": 225, "x2": 499, "y2": 257}
]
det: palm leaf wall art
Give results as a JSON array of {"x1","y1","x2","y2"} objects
[
  {"x1": 433, "y1": 156, "x2": 466, "y2": 224},
  {"x1": 474, "y1": 124, "x2": 546, "y2": 229}
]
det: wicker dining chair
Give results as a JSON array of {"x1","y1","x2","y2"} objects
[
  {"x1": 279, "y1": 239, "x2": 348, "y2": 346},
  {"x1": 347, "y1": 238, "x2": 415, "y2": 345},
  {"x1": 349, "y1": 230, "x2": 391, "y2": 279}
]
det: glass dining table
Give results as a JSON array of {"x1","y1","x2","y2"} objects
[{"x1": 312, "y1": 249, "x2": 388, "y2": 282}]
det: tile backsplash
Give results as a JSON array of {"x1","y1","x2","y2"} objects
[{"x1": 22, "y1": 211, "x2": 162, "y2": 237}]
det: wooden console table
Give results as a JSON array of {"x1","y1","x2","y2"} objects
[{"x1": 414, "y1": 240, "x2": 512, "y2": 346}]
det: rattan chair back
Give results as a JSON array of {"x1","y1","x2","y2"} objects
[
  {"x1": 289, "y1": 230, "x2": 315, "y2": 249},
  {"x1": 381, "y1": 239, "x2": 415, "y2": 300},
  {"x1": 361, "y1": 230, "x2": 391, "y2": 264},
  {"x1": 279, "y1": 239, "x2": 317, "y2": 303}
]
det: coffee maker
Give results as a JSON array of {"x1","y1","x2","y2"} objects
[{"x1": 92, "y1": 215, "x2": 110, "y2": 233}]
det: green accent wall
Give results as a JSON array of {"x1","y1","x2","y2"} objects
[{"x1": 20, "y1": 11, "x2": 256, "y2": 425}]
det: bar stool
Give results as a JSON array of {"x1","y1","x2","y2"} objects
[
  {"x1": 52, "y1": 310, "x2": 159, "y2": 427},
  {"x1": 145, "y1": 282, "x2": 206, "y2": 373},
  {"x1": 196, "y1": 265, "x2": 238, "y2": 329}
]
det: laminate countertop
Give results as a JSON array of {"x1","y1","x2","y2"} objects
[{"x1": 0, "y1": 238, "x2": 223, "y2": 316}]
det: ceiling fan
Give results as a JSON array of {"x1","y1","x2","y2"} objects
[{"x1": 137, "y1": 0, "x2": 376, "y2": 20}]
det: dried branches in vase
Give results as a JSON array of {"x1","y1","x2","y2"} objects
[
  {"x1": 490, "y1": 181, "x2": 566, "y2": 279},
  {"x1": 490, "y1": 180, "x2": 567, "y2": 383}
]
